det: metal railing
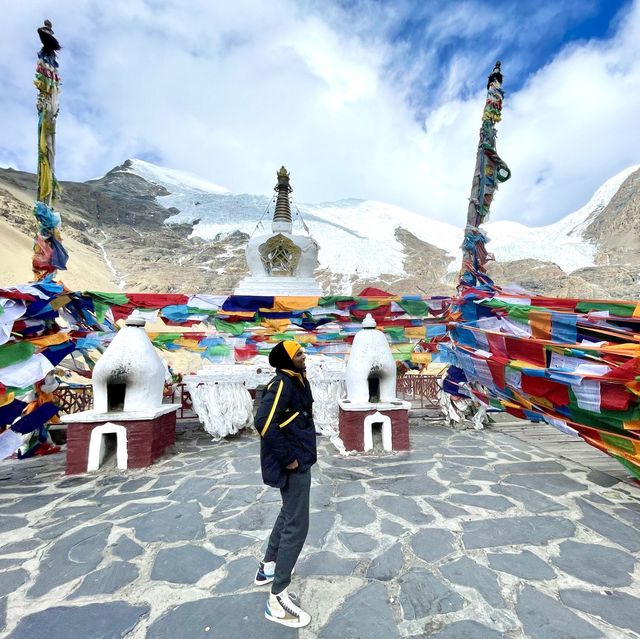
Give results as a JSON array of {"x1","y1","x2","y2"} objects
[
  {"x1": 164, "y1": 382, "x2": 198, "y2": 420},
  {"x1": 53, "y1": 384, "x2": 93, "y2": 415},
  {"x1": 396, "y1": 373, "x2": 443, "y2": 409}
]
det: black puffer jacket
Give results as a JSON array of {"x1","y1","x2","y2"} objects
[{"x1": 254, "y1": 343, "x2": 317, "y2": 488}]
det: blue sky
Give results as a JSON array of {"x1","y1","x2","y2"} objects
[
  {"x1": 388, "y1": 1, "x2": 626, "y2": 100},
  {"x1": 0, "y1": 0, "x2": 638, "y2": 227}
]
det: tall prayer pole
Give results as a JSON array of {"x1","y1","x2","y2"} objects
[
  {"x1": 459, "y1": 61, "x2": 510, "y2": 288},
  {"x1": 32, "y1": 20, "x2": 68, "y2": 280}
]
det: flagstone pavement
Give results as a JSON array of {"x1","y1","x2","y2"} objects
[{"x1": 0, "y1": 419, "x2": 639, "y2": 639}]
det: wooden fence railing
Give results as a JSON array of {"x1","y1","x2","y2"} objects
[
  {"x1": 165, "y1": 383, "x2": 198, "y2": 420},
  {"x1": 53, "y1": 385, "x2": 93, "y2": 415},
  {"x1": 395, "y1": 374, "x2": 443, "y2": 409}
]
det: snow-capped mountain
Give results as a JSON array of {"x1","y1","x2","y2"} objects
[
  {"x1": 483, "y1": 165, "x2": 639, "y2": 272},
  {"x1": 121, "y1": 158, "x2": 638, "y2": 280},
  {"x1": 119, "y1": 159, "x2": 461, "y2": 280}
]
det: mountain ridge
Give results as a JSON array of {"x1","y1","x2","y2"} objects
[{"x1": 0, "y1": 159, "x2": 638, "y2": 298}]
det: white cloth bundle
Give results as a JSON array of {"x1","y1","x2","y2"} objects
[{"x1": 185, "y1": 381, "x2": 254, "y2": 440}]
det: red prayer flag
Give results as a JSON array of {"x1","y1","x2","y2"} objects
[
  {"x1": 600, "y1": 383, "x2": 633, "y2": 411},
  {"x1": 503, "y1": 335, "x2": 547, "y2": 366},
  {"x1": 521, "y1": 375, "x2": 570, "y2": 406},
  {"x1": 126, "y1": 293, "x2": 190, "y2": 309},
  {"x1": 357, "y1": 287, "x2": 394, "y2": 298},
  {"x1": 486, "y1": 357, "x2": 507, "y2": 390}
]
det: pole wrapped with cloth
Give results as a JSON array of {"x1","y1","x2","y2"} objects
[
  {"x1": 459, "y1": 61, "x2": 511, "y2": 288},
  {"x1": 33, "y1": 20, "x2": 67, "y2": 279}
]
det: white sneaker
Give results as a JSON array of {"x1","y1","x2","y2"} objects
[
  {"x1": 254, "y1": 561, "x2": 275, "y2": 585},
  {"x1": 253, "y1": 561, "x2": 295, "y2": 586},
  {"x1": 265, "y1": 588, "x2": 311, "y2": 628}
]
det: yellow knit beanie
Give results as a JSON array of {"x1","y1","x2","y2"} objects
[{"x1": 283, "y1": 340, "x2": 301, "y2": 359}]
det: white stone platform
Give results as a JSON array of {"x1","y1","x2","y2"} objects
[{"x1": 233, "y1": 276, "x2": 323, "y2": 296}]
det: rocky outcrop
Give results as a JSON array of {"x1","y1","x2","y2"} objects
[
  {"x1": 584, "y1": 168, "x2": 640, "y2": 268},
  {"x1": 485, "y1": 260, "x2": 605, "y2": 298},
  {"x1": 0, "y1": 164, "x2": 232, "y2": 293},
  {"x1": 570, "y1": 265, "x2": 640, "y2": 299},
  {"x1": 0, "y1": 184, "x2": 34, "y2": 236},
  {"x1": 392, "y1": 227, "x2": 456, "y2": 296},
  {"x1": 584, "y1": 170, "x2": 640, "y2": 261}
]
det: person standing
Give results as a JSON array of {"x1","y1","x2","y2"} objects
[{"x1": 254, "y1": 340, "x2": 316, "y2": 628}]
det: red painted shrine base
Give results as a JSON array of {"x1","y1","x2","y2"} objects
[
  {"x1": 338, "y1": 406, "x2": 410, "y2": 452},
  {"x1": 66, "y1": 410, "x2": 176, "y2": 475}
]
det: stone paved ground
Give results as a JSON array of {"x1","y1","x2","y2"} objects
[{"x1": 1, "y1": 419, "x2": 639, "y2": 638}]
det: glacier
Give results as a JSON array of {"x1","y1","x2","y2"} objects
[{"x1": 120, "y1": 159, "x2": 639, "y2": 279}]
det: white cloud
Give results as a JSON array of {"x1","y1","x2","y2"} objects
[
  {"x1": 0, "y1": 0, "x2": 638, "y2": 226},
  {"x1": 495, "y1": 3, "x2": 640, "y2": 224}
]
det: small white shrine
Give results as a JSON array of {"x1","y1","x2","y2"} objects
[
  {"x1": 61, "y1": 318, "x2": 180, "y2": 474},
  {"x1": 234, "y1": 166, "x2": 323, "y2": 296},
  {"x1": 338, "y1": 313, "x2": 410, "y2": 452}
]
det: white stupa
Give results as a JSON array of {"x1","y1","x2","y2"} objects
[{"x1": 234, "y1": 167, "x2": 323, "y2": 296}]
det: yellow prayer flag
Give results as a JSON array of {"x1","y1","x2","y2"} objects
[
  {"x1": 262, "y1": 319, "x2": 290, "y2": 333},
  {"x1": 27, "y1": 333, "x2": 70, "y2": 347},
  {"x1": 0, "y1": 392, "x2": 15, "y2": 407},
  {"x1": 50, "y1": 294, "x2": 71, "y2": 311},
  {"x1": 529, "y1": 310, "x2": 552, "y2": 340},
  {"x1": 269, "y1": 297, "x2": 320, "y2": 312},
  {"x1": 174, "y1": 338, "x2": 206, "y2": 352}
]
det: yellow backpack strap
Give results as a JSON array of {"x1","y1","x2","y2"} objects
[
  {"x1": 279, "y1": 411, "x2": 299, "y2": 428},
  {"x1": 261, "y1": 379, "x2": 284, "y2": 437}
]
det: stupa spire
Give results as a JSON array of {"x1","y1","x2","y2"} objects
[
  {"x1": 272, "y1": 166, "x2": 293, "y2": 233},
  {"x1": 234, "y1": 165, "x2": 322, "y2": 296}
]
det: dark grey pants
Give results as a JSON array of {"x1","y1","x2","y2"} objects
[{"x1": 264, "y1": 468, "x2": 311, "y2": 594}]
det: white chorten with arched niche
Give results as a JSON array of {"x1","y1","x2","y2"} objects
[{"x1": 234, "y1": 167, "x2": 323, "y2": 296}]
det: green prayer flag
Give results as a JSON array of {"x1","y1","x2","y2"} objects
[
  {"x1": 0, "y1": 341, "x2": 36, "y2": 368},
  {"x1": 87, "y1": 291, "x2": 130, "y2": 306},
  {"x1": 355, "y1": 298, "x2": 386, "y2": 310},
  {"x1": 611, "y1": 455, "x2": 640, "y2": 479},
  {"x1": 203, "y1": 344, "x2": 231, "y2": 360},
  {"x1": 273, "y1": 331, "x2": 297, "y2": 341},
  {"x1": 480, "y1": 298, "x2": 510, "y2": 310},
  {"x1": 5, "y1": 384, "x2": 34, "y2": 395},
  {"x1": 214, "y1": 319, "x2": 247, "y2": 336},
  {"x1": 507, "y1": 306, "x2": 532, "y2": 324},
  {"x1": 92, "y1": 301, "x2": 110, "y2": 324},
  {"x1": 318, "y1": 296, "x2": 354, "y2": 307},
  {"x1": 383, "y1": 327, "x2": 405, "y2": 340},
  {"x1": 397, "y1": 300, "x2": 428, "y2": 315},
  {"x1": 575, "y1": 301, "x2": 636, "y2": 317},
  {"x1": 152, "y1": 333, "x2": 182, "y2": 347},
  {"x1": 391, "y1": 344, "x2": 413, "y2": 360},
  {"x1": 601, "y1": 433, "x2": 635, "y2": 455}
]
